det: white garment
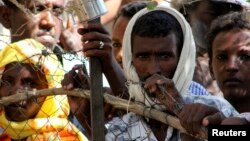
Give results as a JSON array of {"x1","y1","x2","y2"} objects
[{"x1": 106, "y1": 113, "x2": 180, "y2": 141}]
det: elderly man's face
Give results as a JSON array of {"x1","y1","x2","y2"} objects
[
  {"x1": 188, "y1": 0, "x2": 242, "y2": 50},
  {"x1": 3, "y1": 0, "x2": 65, "y2": 49}
]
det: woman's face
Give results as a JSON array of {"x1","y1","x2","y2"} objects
[
  {"x1": 0, "y1": 63, "x2": 47, "y2": 121},
  {"x1": 211, "y1": 29, "x2": 250, "y2": 103}
]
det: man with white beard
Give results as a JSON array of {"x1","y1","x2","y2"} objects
[{"x1": 171, "y1": 0, "x2": 250, "y2": 96}]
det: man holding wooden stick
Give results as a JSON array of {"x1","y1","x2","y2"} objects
[{"x1": 61, "y1": 2, "x2": 239, "y2": 141}]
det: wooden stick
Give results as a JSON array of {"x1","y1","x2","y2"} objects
[{"x1": 0, "y1": 88, "x2": 207, "y2": 139}]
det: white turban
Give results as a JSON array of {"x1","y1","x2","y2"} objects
[{"x1": 122, "y1": 4, "x2": 196, "y2": 110}]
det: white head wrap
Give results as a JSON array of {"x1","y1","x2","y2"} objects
[{"x1": 122, "y1": 4, "x2": 196, "y2": 109}]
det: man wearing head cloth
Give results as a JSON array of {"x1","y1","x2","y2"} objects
[{"x1": 105, "y1": 3, "x2": 238, "y2": 141}]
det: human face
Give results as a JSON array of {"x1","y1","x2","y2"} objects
[
  {"x1": 0, "y1": 63, "x2": 47, "y2": 121},
  {"x1": 8, "y1": 0, "x2": 65, "y2": 49},
  {"x1": 211, "y1": 29, "x2": 250, "y2": 102},
  {"x1": 132, "y1": 33, "x2": 179, "y2": 80},
  {"x1": 112, "y1": 16, "x2": 130, "y2": 67},
  {"x1": 189, "y1": 1, "x2": 242, "y2": 49}
]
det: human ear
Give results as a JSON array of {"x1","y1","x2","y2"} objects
[{"x1": 0, "y1": 6, "x2": 12, "y2": 29}]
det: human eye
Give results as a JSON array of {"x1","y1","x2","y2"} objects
[
  {"x1": 215, "y1": 53, "x2": 227, "y2": 61},
  {"x1": 22, "y1": 78, "x2": 35, "y2": 87},
  {"x1": 30, "y1": 5, "x2": 47, "y2": 14},
  {"x1": 136, "y1": 53, "x2": 149, "y2": 60},
  {"x1": 52, "y1": 7, "x2": 64, "y2": 16},
  {"x1": 112, "y1": 42, "x2": 122, "y2": 48},
  {"x1": 1, "y1": 76, "x2": 14, "y2": 86},
  {"x1": 157, "y1": 52, "x2": 173, "y2": 60},
  {"x1": 240, "y1": 53, "x2": 250, "y2": 61}
]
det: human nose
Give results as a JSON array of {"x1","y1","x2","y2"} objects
[
  {"x1": 225, "y1": 56, "x2": 239, "y2": 73},
  {"x1": 117, "y1": 49, "x2": 123, "y2": 64},
  {"x1": 147, "y1": 59, "x2": 161, "y2": 75},
  {"x1": 10, "y1": 81, "x2": 22, "y2": 95},
  {"x1": 40, "y1": 11, "x2": 56, "y2": 30}
]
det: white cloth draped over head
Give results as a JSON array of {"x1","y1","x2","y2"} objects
[{"x1": 122, "y1": 4, "x2": 196, "y2": 110}]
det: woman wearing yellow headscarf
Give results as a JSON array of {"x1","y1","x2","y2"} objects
[{"x1": 0, "y1": 39, "x2": 87, "y2": 141}]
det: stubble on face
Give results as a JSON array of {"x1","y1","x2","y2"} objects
[{"x1": 9, "y1": 0, "x2": 64, "y2": 49}]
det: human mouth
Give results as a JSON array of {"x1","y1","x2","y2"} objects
[
  {"x1": 35, "y1": 33, "x2": 55, "y2": 47},
  {"x1": 223, "y1": 78, "x2": 242, "y2": 86},
  {"x1": 7, "y1": 100, "x2": 27, "y2": 108},
  {"x1": 38, "y1": 33, "x2": 54, "y2": 40}
]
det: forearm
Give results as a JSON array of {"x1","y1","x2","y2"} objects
[{"x1": 102, "y1": 59, "x2": 128, "y2": 99}]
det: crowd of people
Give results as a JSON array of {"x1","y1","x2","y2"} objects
[{"x1": 1, "y1": 0, "x2": 250, "y2": 141}]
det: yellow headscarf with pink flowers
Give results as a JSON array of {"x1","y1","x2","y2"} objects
[{"x1": 0, "y1": 39, "x2": 87, "y2": 141}]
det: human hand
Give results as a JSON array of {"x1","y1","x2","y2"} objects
[
  {"x1": 179, "y1": 103, "x2": 224, "y2": 136},
  {"x1": 180, "y1": 133, "x2": 205, "y2": 141},
  {"x1": 78, "y1": 23, "x2": 115, "y2": 69},
  {"x1": 221, "y1": 117, "x2": 248, "y2": 125},
  {"x1": 61, "y1": 64, "x2": 90, "y2": 113},
  {"x1": 143, "y1": 73, "x2": 185, "y2": 115},
  {"x1": 60, "y1": 17, "x2": 83, "y2": 55},
  {"x1": 61, "y1": 64, "x2": 92, "y2": 135},
  {"x1": 61, "y1": 64, "x2": 90, "y2": 90}
]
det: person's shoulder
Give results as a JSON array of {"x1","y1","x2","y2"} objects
[{"x1": 188, "y1": 81, "x2": 210, "y2": 96}]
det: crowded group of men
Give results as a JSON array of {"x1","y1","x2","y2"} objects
[{"x1": 1, "y1": 0, "x2": 250, "y2": 141}]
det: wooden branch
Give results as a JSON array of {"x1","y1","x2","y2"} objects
[{"x1": 0, "y1": 88, "x2": 207, "y2": 139}]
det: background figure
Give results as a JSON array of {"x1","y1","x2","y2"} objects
[
  {"x1": 101, "y1": 0, "x2": 123, "y2": 24},
  {"x1": 207, "y1": 11, "x2": 250, "y2": 116},
  {"x1": 112, "y1": 1, "x2": 147, "y2": 67},
  {"x1": 1, "y1": 0, "x2": 65, "y2": 49},
  {"x1": 171, "y1": 0, "x2": 250, "y2": 96},
  {"x1": 101, "y1": 0, "x2": 169, "y2": 24}
]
